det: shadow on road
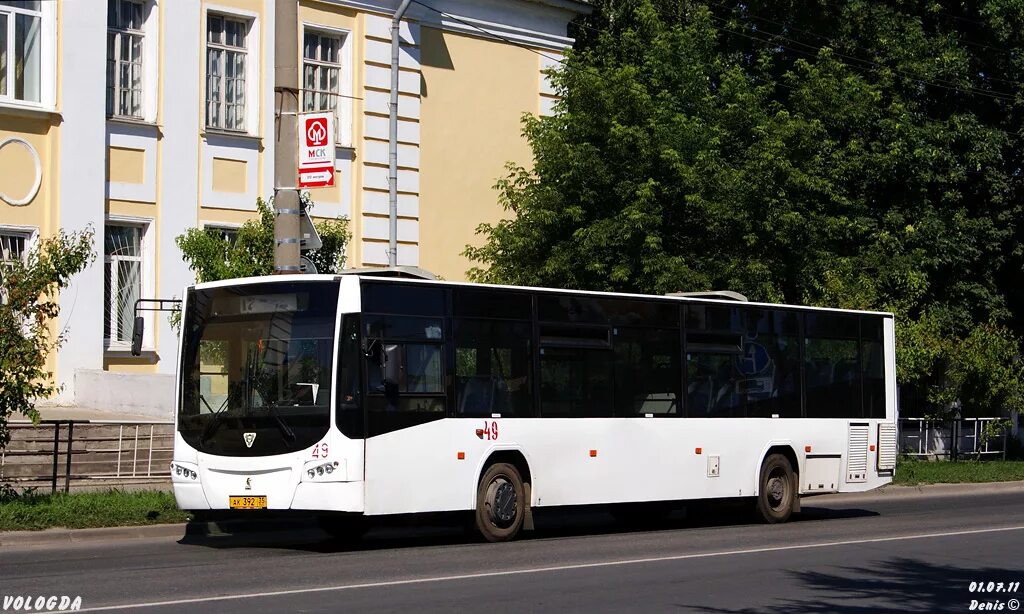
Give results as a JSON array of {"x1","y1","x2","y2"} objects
[
  {"x1": 177, "y1": 500, "x2": 879, "y2": 553},
  {"x1": 683, "y1": 557, "x2": 1020, "y2": 613}
]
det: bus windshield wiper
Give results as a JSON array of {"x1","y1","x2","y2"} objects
[
  {"x1": 199, "y1": 394, "x2": 230, "y2": 444},
  {"x1": 264, "y1": 401, "x2": 297, "y2": 449}
]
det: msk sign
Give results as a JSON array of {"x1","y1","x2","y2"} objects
[{"x1": 298, "y1": 112, "x2": 335, "y2": 188}]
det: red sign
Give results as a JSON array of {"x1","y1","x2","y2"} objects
[
  {"x1": 298, "y1": 165, "x2": 335, "y2": 188},
  {"x1": 298, "y1": 112, "x2": 335, "y2": 189},
  {"x1": 305, "y1": 117, "x2": 329, "y2": 147}
]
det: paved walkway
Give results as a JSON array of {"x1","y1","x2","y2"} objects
[{"x1": 12, "y1": 405, "x2": 170, "y2": 423}]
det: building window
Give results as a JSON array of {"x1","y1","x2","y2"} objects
[
  {"x1": 0, "y1": 229, "x2": 29, "y2": 304},
  {"x1": 206, "y1": 14, "x2": 248, "y2": 131},
  {"x1": 302, "y1": 30, "x2": 343, "y2": 133},
  {"x1": 104, "y1": 223, "x2": 144, "y2": 345},
  {"x1": 204, "y1": 224, "x2": 239, "y2": 245},
  {"x1": 106, "y1": 0, "x2": 145, "y2": 118},
  {"x1": 0, "y1": 1, "x2": 42, "y2": 103}
]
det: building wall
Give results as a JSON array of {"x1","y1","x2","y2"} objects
[
  {"x1": 0, "y1": 0, "x2": 583, "y2": 413},
  {"x1": 418, "y1": 28, "x2": 541, "y2": 279}
]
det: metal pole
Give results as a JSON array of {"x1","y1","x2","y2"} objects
[
  {"x1": 132, "y1": 426, "x2": 139, "y2": 477},
  {"x1": 51, "y1": 423, "x2": 59, "y2": 494},
  {"x1": 64, "y1": 421, "x2": 74, "y2": 493},
  {"x1": 274, "y1": 0, "x2": 301, "y2": 273},
  {"x1": 116, "y1": 425, "x2": 123, "y2": 478},
  {"x1": 389, "y1": 0, "x2": 413, "y2": 266}
]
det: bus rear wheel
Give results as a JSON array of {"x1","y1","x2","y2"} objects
[
  {"x1": 475, "y1": 463, "x2": 525, "y2": 542},
  {"x1": 755, "y1": 454, "x2": 796, "y2": 524}
]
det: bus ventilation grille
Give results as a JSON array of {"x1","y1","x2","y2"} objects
[
  {"x1": 846, "y1": 424, "x2": 869, "y2": 483},
  {"x1": 877, "y1": 423, "x2": 897, "y2": 471}
]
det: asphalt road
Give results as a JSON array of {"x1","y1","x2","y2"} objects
[{"x1": 3, "y1": 487, "x2": 1024, "y2": 613}]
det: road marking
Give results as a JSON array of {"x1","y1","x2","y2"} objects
[{"x1": 77, "y1": 524, "x2": 1024, "y2": 612}]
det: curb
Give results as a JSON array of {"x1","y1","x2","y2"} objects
[
  {"x1": 0, "y1": 523, "x2": 186, "y2": 548},
  {"x1": 806, "y1": 479, "x2": 1024, "y2": 505}
]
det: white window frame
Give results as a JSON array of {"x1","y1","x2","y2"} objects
[
  {"x1": 0, "y1": 0, "x2": 55, "y2": 110},
  {"x1": 0, "y1": 225, "x2": 37, "y2": 305},
  {"x1": 201, "y1": 221, "x2": 241, "y2": 246},
  {"x1": 204, "y1": 6, "x2": 259, "y2": 135},
  {"x1": 105, "y1": 0, "x2": 159, "y2": 122},
  {"x1": 301, "y1": 24, "x2": 353, "y2": 147},
  {"x1": 104, "y1": 216, "x2": 154, "y2": 351}
]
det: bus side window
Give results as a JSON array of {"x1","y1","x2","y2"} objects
[
  {"x1": 613, "y1": 327, "x2": 680, "y2": 417},
  {"x1": 454, "y1": 319, "x2": 533, "y2": 418},
  {"x1": 364, "y1": 314, "x2": 446, "y2": 437},
  {"x1": 862, "y1": 316, "x2": 886, "y2": 419},
  {"x1": 804, "y1": 313, "x2": 862, "y2": 418},
  {"x1": 685, "y1": 305, "x2": 745, "y2": 417},
  {"x1": 336, "y1": 315, "x2": 364, "y2": 439}
]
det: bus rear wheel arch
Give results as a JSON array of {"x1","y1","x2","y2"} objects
[{"x1": 755, "y1": 452, "x2": 798, "y2": 523}]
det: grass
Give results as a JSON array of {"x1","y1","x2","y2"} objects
[
  {"x1": 894, "y1": 458, "x2": 1024, "y2": 486},
  {"x1": 0, "y1": 489, "x2": 188, "y2": 531}
]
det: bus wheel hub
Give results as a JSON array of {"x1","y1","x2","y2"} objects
[
  {"x1": 487, "y1": 478, "x2": 518, "y2": 527},
  {"x1": 767, "y1": 476, "x2": 785, "y2": 505}
]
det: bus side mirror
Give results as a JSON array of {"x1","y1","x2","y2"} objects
[
  {"x1": 131, "y1": 316, "x2": 145, "y2": 356},
  {"x1": 383, "y1": 344, "x2": 401, "y2": 386}
]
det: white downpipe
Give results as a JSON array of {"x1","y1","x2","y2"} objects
[{"x1": 389, "y1": 0, "x2": 413, "y2": 266}]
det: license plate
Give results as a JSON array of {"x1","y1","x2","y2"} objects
[{"x1": 229, "y1": 495, "x2": 267, "y2": 509}]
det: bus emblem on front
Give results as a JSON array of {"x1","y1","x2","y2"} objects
[{"x1": 243, "y1": 432, "x2": 256, "y2": 448}]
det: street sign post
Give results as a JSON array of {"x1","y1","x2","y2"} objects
[{"x1": 298, "y1": 112, "x2": 335, "y2": 189}]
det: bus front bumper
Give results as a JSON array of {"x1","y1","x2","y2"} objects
[{"x1": 171, "y1": 460, "x2": 364, "y2": 512}]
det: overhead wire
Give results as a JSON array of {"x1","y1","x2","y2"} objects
[
  {"x1": 410, "y1": 0, "x2": 1021, "y2": 140},
  {"x1": 702, "y1": 13, "x2": 1021, "y2": 103},
  {"x1": 709, "y1": 2, "x2": 1024, "y2": 87}
]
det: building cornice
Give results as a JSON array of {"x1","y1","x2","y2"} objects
[{"x1": 324, "y1": 0, "x2": 585, "y2": 50}]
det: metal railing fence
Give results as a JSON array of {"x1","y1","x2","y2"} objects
[
  {"x1": 898, "y1": 417, "x2": 1008, "y2": 460},
  {"x1": 1, "y1": 420, "x2": 174, "y2": 493}
]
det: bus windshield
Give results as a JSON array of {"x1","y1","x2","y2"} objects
[{"x1": 178, "y1": 280, "x2": 339, "y2": 457}]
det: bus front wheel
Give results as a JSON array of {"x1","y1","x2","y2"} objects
[
  {"x1": 475, "y1": 463, "x2": 525, "y2": 542},
  {"x1": 755, "y1": 454, "x2": 796, "y2": 524}
]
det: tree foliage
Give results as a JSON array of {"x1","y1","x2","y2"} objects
[
  {"x1": 466, "y1": 0, "x2": 1024, "y2": 417},
  {"x1": 0, "y1": 228, "x2": 95, "y2": 449},
  {"x1": 176, "y1": 195, "x2": 350, "y2": 283}
]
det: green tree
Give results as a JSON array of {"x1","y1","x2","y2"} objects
[
  {"x1": 465, "y1": 0, "x2": 1024, "y2": 417},
  {"x1": 0, "y1": 228, "x2": 95, "y2": 449},
  {"x1": 176, "y1": 195, "x2": 350, "y2": 283}
]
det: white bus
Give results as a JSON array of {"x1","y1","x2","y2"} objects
[{"x1": 168, "y1": 273, "x2": 897, "y2": 541}]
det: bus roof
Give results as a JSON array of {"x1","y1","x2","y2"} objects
[{"x1": 189, "y1": 273, "x2": 895, "y2": 318}]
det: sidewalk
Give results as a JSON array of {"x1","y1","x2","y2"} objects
[
  {"x1": 2, "y1": 480, "x2": 1021, "y2": 549},
  {"x1": 11, "y1": 405, "x2": 170, "y2": 423}
]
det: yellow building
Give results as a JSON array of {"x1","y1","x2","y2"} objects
[{"x1": 0, "y1": 0, "x2": 587, "y2": 415}]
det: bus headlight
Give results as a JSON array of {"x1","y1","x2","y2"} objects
[
  {"x1": 170, "y1": 461, "x2": 200, "y2": 482},
  {"x1": 302, "y1": 460, "x2": 342, "y2": 482}
]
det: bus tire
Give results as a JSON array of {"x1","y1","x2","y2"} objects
[
  {"x1": 476, "y1": 462, "x2": 525, "y2": 542},
  {"x1": 755, "y1": 453, "x2": 796, "y2": 524}
]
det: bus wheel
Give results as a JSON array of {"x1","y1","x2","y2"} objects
[
  {"x1": 755, "y1": 454, "x2": 796, "y2": 524},
  {"x1": 476, "y1": 463, "x2": 525, "y2": 542}
]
